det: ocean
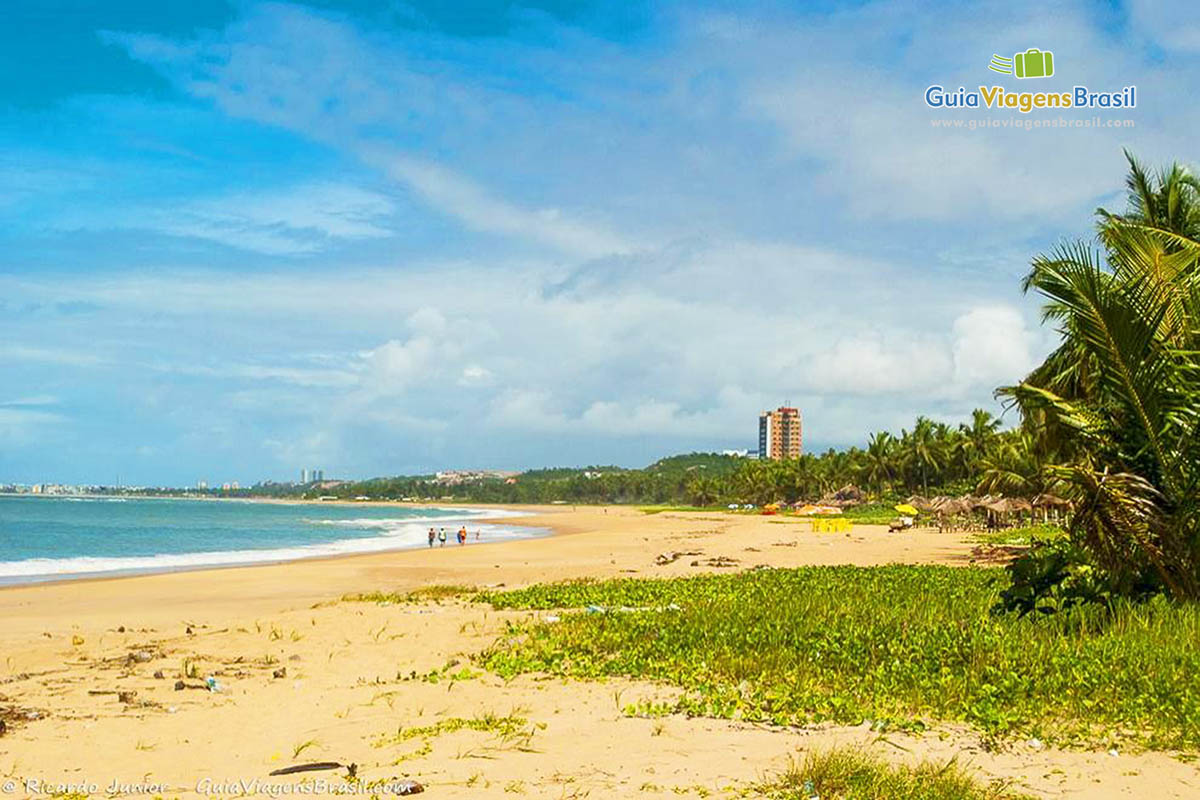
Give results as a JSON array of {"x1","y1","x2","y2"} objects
[{"x1": 0, "y1": 496, "x2": 540, "y2": 585}]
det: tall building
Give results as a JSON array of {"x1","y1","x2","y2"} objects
[
  {"x1": 301, "y1": 468, "x2": 310, "y2": 484},
  {"x1": 758, "y1": 407, "x2": 802, "y2": 460},
  {"x1": 313, "y1": 468, "x2": 324, "y2": 482}
]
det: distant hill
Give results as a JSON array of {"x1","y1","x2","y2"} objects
[
  {"x1": 518, "y1": 465, "x2": 627, "y2": 481},
  {"x1": 643, "y1": 452, "x2": 748, "y2": 477}
]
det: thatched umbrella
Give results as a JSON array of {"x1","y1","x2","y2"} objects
[
  {"x1": 972, "y1": 494, "x2": 999, "y2": 510},
  {"x1": 906, "y1": 494, "x2": 936, "y2": 512},
  {"x1": 1009, "y1": 497, "x2": 1033, "y2": 513},
  {"x1": 983, "y1": 497, "x2": 1030, "y2": 514},
  {"x1": 1033, "y1": 494, "x2": 1072, "y2": 510},
  {"x1": 937, "y1": 498, "x2": 972, "y2": 516},
  {"x1": 1032, "y1": 493, "x2": 1072, "y2": 524}
]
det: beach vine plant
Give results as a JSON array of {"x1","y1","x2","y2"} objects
[{"x1": 477, "y1": 566, "x2": 1200, "y2": 750}]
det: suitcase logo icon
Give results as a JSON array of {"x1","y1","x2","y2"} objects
[{"x1": 988, "y1": 48, "x2": 1054, "y2": 79}]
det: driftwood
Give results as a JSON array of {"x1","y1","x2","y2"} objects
[
  {"x1": 269, "y1": 762, "x2": 353, "y2": 777},
  {"x1": 266, "y1": 764, "x2": 423, "y2": 794}
]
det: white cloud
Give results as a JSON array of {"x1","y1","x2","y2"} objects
[
  {"x1": 0, "y1": 344, "x2": 108, "y2": 367},
  {"x1": 373, "y1": 154, "x2": 634, "y2": 258},
  {"x1": 0, "y1": 256, "x2": 1048, "y2": 460},
  {"x1": 169, "y1": 363, "x2": 359, "y2": 388},
  {"x1": 0, "y1": 395, "x2": 60, "y2": 407},
  {"x1": 64, "y1": 181, "x2": 397, "y2": 256},
  {"x1": 807, "y1": 335, "x2": 953, "y2": 396},
  {"x1": 951, "y1": 306, "x2": 1038, "y2": 388},
  {"x1": 458, "y1": 364, "x2": 494, "y2": 387}
]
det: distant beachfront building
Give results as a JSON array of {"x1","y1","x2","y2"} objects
[{"x1": 758, "y1": 407, "x2": 802, "y2": 460}]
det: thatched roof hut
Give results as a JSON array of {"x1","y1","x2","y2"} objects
[
  {"x1": 1033, "y1": 493, "x2": 1072, "y2": 510},
  {"x1": 982, "y1": 497, "x2": 1033, "y2": 514},
  {"x1": 934, "y1": 497, "x2": 972, "y2": 516},
  {"x1": 971, "y1": 494, "x2": 999, "y2": 510},
  {"x1": 905, "y1": 494, "x2": 937, "y2": 512}
]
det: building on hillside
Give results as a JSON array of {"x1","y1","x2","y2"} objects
[{"x1": 758, "y1": 407, "x2": 802, "y2": 460}]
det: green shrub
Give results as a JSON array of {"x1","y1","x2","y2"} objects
[{"x1": 762, "y1": 748, "x2": 1032, "y2": 800}]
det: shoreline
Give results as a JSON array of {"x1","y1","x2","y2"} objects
[
  {"x1": 0, "y1": 501, "x2": 566, "y2": 591},
  {"x1": 0, "y1": 505, "x2": 970, "y2": 645}
]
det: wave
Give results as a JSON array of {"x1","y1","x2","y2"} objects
[{"x1": 0, "y1": 520, "x2": 543, "y2": 584}]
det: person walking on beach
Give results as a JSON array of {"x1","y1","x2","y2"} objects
[
  {"x1": 427, "y1": 527, "x2": 435, "y2": 548},
  {"x1": 474, "y1": 528, "x2": 480, "y2": 541},
  {"x1": 457, "y1": 526, "x2": 467, "y2": 545},
  {"x1": 438, "y1": 527, "x2": 447, "y2": 547}
]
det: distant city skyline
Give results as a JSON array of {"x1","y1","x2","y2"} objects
[{"x1": 1, "y1": 0, "x2": 1184, "y2": 485}]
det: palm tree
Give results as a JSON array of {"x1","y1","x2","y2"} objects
[
  {"x1": 686, "y1": 476, "x2": 718, "y2": 507},
  {"x1": 975, "y1": 431, "x2": 1057, "y2": 498},
  {"x1": 956, "y1": 409, "x2": 1001, "y2": 475},
  {"x1": 901, "y1": 417, "x2": 942, "y2": 494},
  {"x1": 734, "y1": 460, "x2": 777, "y2": 505},
  {"x1": 862, "y1": 432, "x2": 896, "y2": 497},
  {"x1": 1001, "y1": 153, "x2": 1200, "y2": 600}
]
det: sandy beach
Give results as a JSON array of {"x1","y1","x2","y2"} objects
[{"x1": 1, "y1": 506, "x2": 1195, "y2": 798}]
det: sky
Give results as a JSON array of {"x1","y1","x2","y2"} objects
[{"x1": 0, "y1": 0, "x2": 1194, "y2": 486}]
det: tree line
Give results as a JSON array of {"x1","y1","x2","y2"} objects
[{"x1": 312, "y1": 412, "x2": 1032, "y2": 507}]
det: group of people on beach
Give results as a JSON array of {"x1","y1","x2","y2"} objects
[{"x1": 427, "y1": 525, "x2": 480, "y2": 547}]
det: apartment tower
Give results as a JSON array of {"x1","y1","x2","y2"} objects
[{"x1": 758, "y1": 407, "x2": 802, "y2": 460}]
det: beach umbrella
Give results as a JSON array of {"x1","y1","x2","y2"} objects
[{"x1": 894, "y1": 503, "x2": 919, "y2": 515}]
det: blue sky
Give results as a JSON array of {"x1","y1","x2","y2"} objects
[{"x1": 0, "y1": 0, "x2": 1194, "y2": 486}]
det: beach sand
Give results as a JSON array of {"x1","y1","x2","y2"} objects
[{"x1": 0, "y1": 505, "x2": 1195, "y2": 798}]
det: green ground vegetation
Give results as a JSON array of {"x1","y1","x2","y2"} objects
[
  {"x1": 758, "y1": 748, "x2": 1033, "y2": 800},
  {"x1": 478, "y1": 566, "x2": 1200, "y2": 750},
  {"x1": 344, "y1": 584, "x2": 476, "y2": 604},
  {"x1": 971, "y1": 524, "x2": 1066, "y2": 547}
]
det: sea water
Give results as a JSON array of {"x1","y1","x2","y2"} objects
[{"x1": 0, "y1": 496, "x2": 540, "y2": 584}]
